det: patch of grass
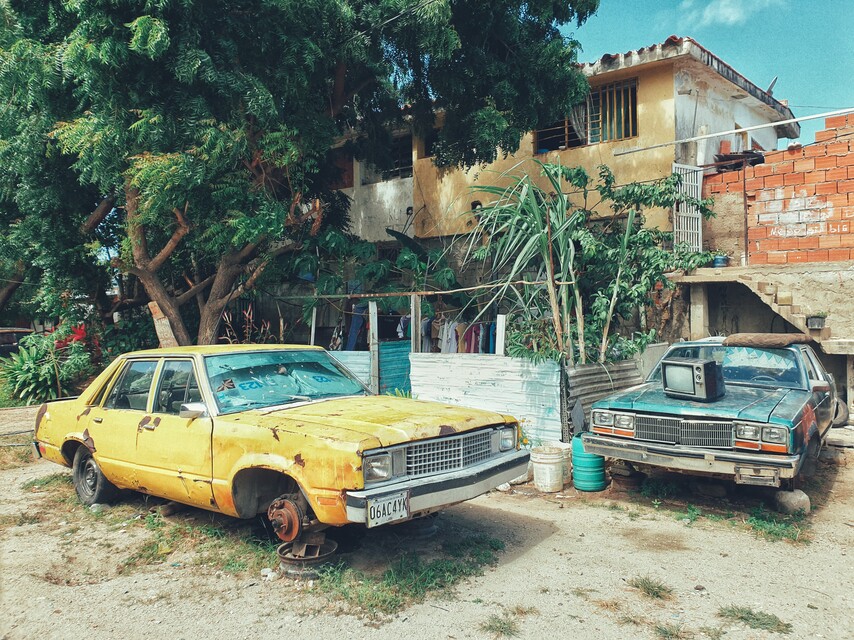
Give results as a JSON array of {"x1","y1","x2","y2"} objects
[
  {"x1": 618, "y1": 614, "x2": 648, "y2": 626},
  {"x1": 315, "y1": 534, "x2": 504, "y2": 616},
  {"x1": 571, "y1": 587, "x2": 597, "y2": 599},
  {"x1": 679, "y1": 504, "x2": 702, "y2": 524},
  {"x1": 479, "y1": 613, "x2": 520, "y2": 638},
  {"x1": 122, "y1": 513, "x2": 278, "y2": 575},
  {"x1": 0, "y1": 433, "x2": 34, "y2": 469},
  {"x1": 718, "y1": 605, "x2": 792, "y2": 634},
  {"x1": 628, "y1": 576, "x2": 674, "y2": 600},
  {"x1": 699, "y1": 625, "x2": 726, "y2": 640},
  {"x1": 593, "y1": 599, "x2": 622, "y2": 612},
  {"x1": 746, "y1": 506, "x2": 809, "y2": 542},
  {"x1": 509, "y1": 605, "x2": 538, "y2": 616},
  {"x1": 640, "y1": 477, "x2": 680, "y2": 501},
  {"x1": 21, "y1": 472, "x2": 71, "y2": 491},
  {"x1": 654, "y1": 622, "x2": 694, "y2": 639}
]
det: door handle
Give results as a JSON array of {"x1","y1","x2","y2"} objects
[{"x1": 93, "y1": 417, "x2": 103, "y2": 424}]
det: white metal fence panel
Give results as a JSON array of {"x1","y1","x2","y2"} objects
[
  {"x1": 329, "y1": 352, "x2": 372, "y2": 386},
  {"x1": 410, "y1": 354, "x2": 562, "y2": 443},
  {"x1": 672, "y1": 162, "x2": 704, "y2": 252}
]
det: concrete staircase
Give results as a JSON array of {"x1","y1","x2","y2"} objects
[{"x1": 750, "y1": 281, "x2": 832, "y2": 342}]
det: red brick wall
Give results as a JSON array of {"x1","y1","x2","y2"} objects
[{"x1": 703, "y1": 114, "x2": 854, "y2": 264}]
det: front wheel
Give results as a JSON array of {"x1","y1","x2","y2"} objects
[
  {"x1": 72, "y1": 447, "x2": 118, "y2": 506},
  {"x1": 832, "y1": 398, "x2": 849, "y2": 427}
]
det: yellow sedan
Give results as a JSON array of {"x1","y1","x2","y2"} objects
[{"x1": 33, "y1": 345, "x2": 528, "y2": 542}]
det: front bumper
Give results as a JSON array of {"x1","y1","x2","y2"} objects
[
  {"x1": 581, "y1": 433, "x2": 803, "y2": 486},
  {"x1": 345, "y1": 449, "x2": 530, "y2": 524}
]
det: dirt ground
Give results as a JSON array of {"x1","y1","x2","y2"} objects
[{"x1": 1, "y1": 406, "x2": 853, "y2": 640}]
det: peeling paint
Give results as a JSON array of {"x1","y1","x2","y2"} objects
[
  {"x1": 82, "y1": 428, "x2": 96, "y2": 452},
  {"x1": 438, "y1": 425, "x2": 456, "y2": 436},
  {"x1": 34, "y1": 404, "x2": 48, "y2": 437},
  {"x1": 294, "y1": 453, "x2": 305, "y2": 467},
  {"x1": 271, "y1": 427, "x2": 280, "y2": 441},
  {"x1": 137, "y1": 416, "x2": 152, "y2": 432},
  {"x1": 76, "y1": 406, "x2": 91, "y2": 422}
]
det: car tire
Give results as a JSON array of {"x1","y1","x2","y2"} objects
[
  {"x1": 832, "y1": 398, "x2": 849, "y2": 427},
  {"x1": 72, "y1": 447, "x2": 118, "y2": 506}
]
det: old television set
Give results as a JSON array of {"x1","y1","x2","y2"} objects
[{"x1": 661, "y1": 357, "x2": 725, "y2": 402}]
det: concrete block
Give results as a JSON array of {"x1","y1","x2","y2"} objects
[{"x1": 776, "y1": 291, "x2": 794, "y2": 305}]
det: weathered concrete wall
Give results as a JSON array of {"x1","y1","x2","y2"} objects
[
  {"x1": 674, "y1": 59, "x2": 780, "y2": 167},
  {"x1": 343, "y1": 165, "x2": 413, "y2": 243},
  {"x1": 703, "y1": 113, "x2": 854, "y2": 265},
  {"x1": 412, "y1": 62, "x2": 677, "y2": 238}
]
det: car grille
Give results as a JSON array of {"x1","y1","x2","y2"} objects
[
  {"x1": 406, "y1": 429, "x2": 494, "y2": 477},
  {"x1": 635, "y1": 415, "x2": 733, "y2": 449}
]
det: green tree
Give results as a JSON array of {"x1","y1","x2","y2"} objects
[{"x1": 0, "y1": 0, "x2": 597, "y2": 343}]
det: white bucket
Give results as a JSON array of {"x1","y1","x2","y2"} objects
[
  {"x1": 531, "y1": 446, "x2": 565, "y2": 492},
  {"x1": 543, "y1": 440, "x2": 572, "y2": 483}
]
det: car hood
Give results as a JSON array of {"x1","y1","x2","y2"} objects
[
  {"x1": 216, "y1": 395, "x2": 513, "y2": 448},
  {"x1": 595, "y1": 382, "x2": 803, "y2": 422}
]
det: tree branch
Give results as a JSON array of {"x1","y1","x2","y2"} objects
[
  {"x1": 80, "y1": 196, "x2": 115, "y2": 235},
  {"x1": 175, "y1": 275, "x2": 215, "y2": 306},
  {"x1": 148, "y1": 203, "x2": 191, "y2": 273}
]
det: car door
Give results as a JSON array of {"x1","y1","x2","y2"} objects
[
  {"x1": 802, "y1": 346, "x2": 834, "y2": 432},
  {"x1": 84, "y1": 358, "x2": 159, "y2": 489},
  {"x1": 133, "y1": 358, "x2": 215, "y2": 508}
]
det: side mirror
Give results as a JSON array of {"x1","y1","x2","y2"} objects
[
  {"x1": 179, "y1": 402, "x2": 208, "y2": 419},
  {"x1": 810, "y1": 380, "x2": 831, "y2": 394}
]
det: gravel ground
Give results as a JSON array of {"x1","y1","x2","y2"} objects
[{"x1": 1, "y1": 407, "x2": 852, "y2": 640}]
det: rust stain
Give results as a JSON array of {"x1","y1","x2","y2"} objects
[
  {"x1": 152, "y1": 417, "x2": 161, "y2": 427},
  {"x1": 137, "y1": 416, "x2": 152, "y2": 432},
  {"x1": 76, "y1": 406, "x2": 91, "y2": 422},
  {"x1": 34, "y1": 404, "x2": 48, "y2": 437},
  {"x1": 439, "y1": 425, "x2": 457, "y2": 436},
  {"x1": 271, "y1": 427, "x2": 280, "y2": 441},
  {"x1": 294, "y1": 453, "x2": 305, "y2": 467},
  {"x1": 82, "y1": 429, "x2": 96, "y2": 452}
]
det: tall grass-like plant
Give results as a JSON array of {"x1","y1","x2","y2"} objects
[{"x1": 463, "y1": 161, "x2": 713, "y2": 364}]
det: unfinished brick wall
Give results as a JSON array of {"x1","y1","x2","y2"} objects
[{"x1": 703, "y1": 114, "x2": 854, "y2": 264}]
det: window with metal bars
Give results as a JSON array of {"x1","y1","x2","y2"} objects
[{"x1": 534, "y1": 78, "x2": 638, "y2": 152}]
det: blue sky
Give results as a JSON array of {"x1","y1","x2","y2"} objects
[{"x1": 568, "y1": 0, "x2": 854, "y2": 145}]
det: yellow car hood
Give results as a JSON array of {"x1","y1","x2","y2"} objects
[{"x1": 220, "y1": 395, "x2": 513, "y2": 448}]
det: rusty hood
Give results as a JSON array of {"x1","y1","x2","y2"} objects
[{"x1": 217, "y1": 395, "x2": 513, "y2": 448}]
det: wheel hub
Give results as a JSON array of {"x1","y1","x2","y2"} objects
[{"x1": 267, "y1": 497, "x2": 304, "y2": 542}]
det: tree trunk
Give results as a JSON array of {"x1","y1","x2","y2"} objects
[
  {"x1": 196, "y1": 257, "x2": 243, "y2": 344},
  {"x1": 0, "y1": 265, "x2": 24, "y2": 315}
]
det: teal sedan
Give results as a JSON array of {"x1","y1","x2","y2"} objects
[{"x1": 581, "y1": 334, "x2": 846, "y2": 488}]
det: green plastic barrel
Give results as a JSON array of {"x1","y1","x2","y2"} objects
[{"x1": 572, "y1": 433, "x2": 607, "y2": 491}]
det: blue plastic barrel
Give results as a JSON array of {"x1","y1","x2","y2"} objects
[{"x1": 572, "y1": 433, "x2": 608, "y2": 491}]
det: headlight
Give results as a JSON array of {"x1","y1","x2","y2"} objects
[
  {"x1": 500, "y1": 427, "x2": 516, "y2": 451},
  {"x1": 735, "y1": 423, "x2": 761, "y2": 440},
  {"x1": 762, "y1": 426, "x2": 788, "y2": 444},
  {"x1": 614, "y1": 414, "x2": 635, "y2": 430},
  {"x1": 364, "y1": 453, "x2": 392, "y2": 482},
  {"x1": 592, "y1": 410, "x2": 614, "y2": 426}
]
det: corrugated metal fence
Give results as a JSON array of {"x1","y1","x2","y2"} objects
[
  {"x1": 329, "y1": 341, "x2": 411, "y2": 394},
  {"x1": 410, "y1": 354, "x2": 562, "y2": 443},
  {"x1": 565, "y1": 360, "x2": 644, "y2": 435}
]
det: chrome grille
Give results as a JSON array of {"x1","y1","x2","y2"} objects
[
  {"x1": 680, "y1": 421, "x2": 733, "y2": 448},
  {"x1": 634, "y1": 415, "x2": 733, "y2": 449},
  {"x1": 636, "y1": 415, "x2": 680, "y2": 444},
  {"x1": 406, "y1": 429, "x2": 494, "y2": 477}
]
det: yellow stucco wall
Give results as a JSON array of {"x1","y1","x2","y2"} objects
[{"x1": 413, "y1": 62, "x2": 678, "y2": 238}]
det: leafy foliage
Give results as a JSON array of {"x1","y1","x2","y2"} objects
[
  {"x1": 0, "y1": 0, "x2": 598, "y2": 342},
  {"x1": 0, "y1": 328, "x2": 93, "y2": 404},
  {"x1": 463, "y1": 161, "x2": 714, "y2": 364}
]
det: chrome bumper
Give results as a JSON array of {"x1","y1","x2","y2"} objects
[
  {"x1": 581, "y1": 433, "x2": 803, "y2": 486},
  {"x1": 344, "y1": 449, "x2": 530, "y2": 524}
]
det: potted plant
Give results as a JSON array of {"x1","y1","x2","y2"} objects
[
  {"x1": 806, "y1": 311, "x2": 828, "y2": 329},
  {"x1": 711, "y1": 251, "x2": 730, "y2": 268}
]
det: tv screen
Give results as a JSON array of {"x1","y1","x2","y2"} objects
[{"x1": 663, "y1": 363, "x2": 695, "y2": 394}]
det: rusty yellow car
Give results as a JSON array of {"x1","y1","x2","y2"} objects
[{"x1": 33, "y1": 345, "x2": 528, "y2": 548}]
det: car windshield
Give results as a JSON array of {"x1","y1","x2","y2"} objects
[
  {"x1": 648, "y1": 344, "x2": 805, "y2": 389},
  {"x1": 204, "y1": 350, "x2": 369, "y2": 414}
]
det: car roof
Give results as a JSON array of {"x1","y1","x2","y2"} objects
[{"x1": 123, "y1": 344, "x2": 326, "y2": 357}]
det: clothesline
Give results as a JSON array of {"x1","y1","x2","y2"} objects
[{"x1": 258, "y1": 279, "x2": 576, "y2": 301}]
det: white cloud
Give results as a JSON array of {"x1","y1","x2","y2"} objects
[{"x1": 680, "y1": 0, "x2": 785, "y2": 27}]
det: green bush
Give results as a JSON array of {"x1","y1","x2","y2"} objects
[{"x1": 0, "y1": 331, "x2": 93, "y2": 404}]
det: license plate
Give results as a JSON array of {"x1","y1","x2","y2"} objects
[{"x1": 366, "y1": 491, "x2": 410, "y2": 527}]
